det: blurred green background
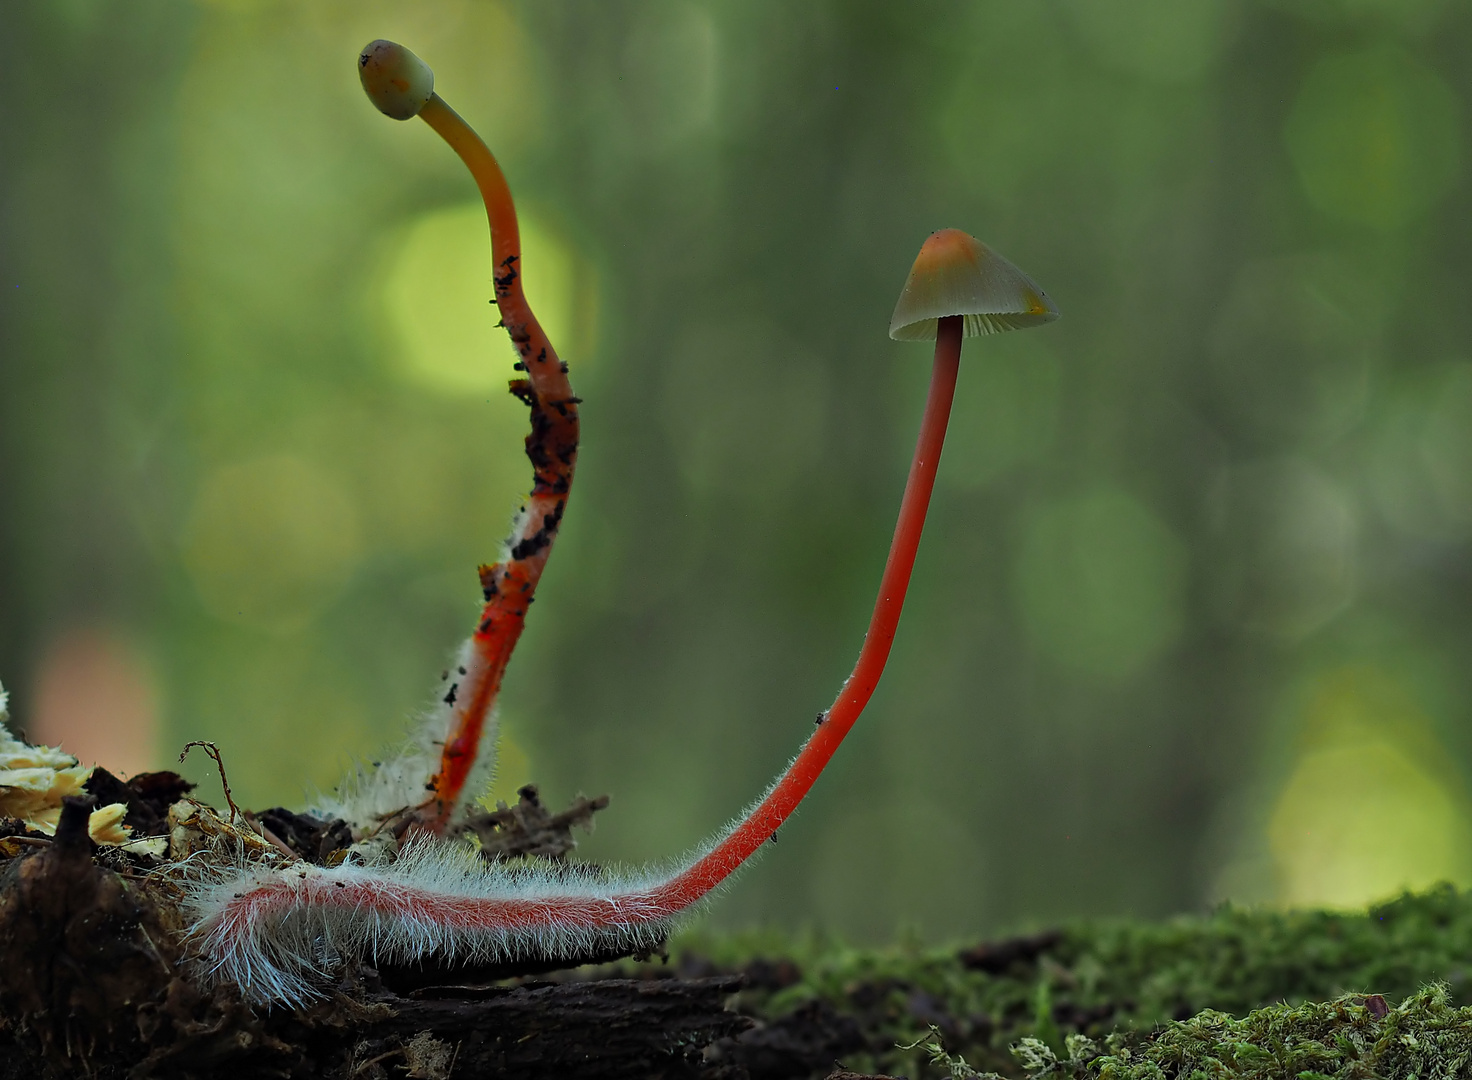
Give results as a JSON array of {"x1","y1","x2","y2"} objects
[{"x1": 2, "y1": 0, "x2": 1471, "y2": 944}]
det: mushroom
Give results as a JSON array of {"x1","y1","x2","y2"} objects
[
  {"x1": 355, "y1": 40, "x2": 580, "y2": 833},
  {"x1": 631, "y1": 229, "x2": 1061, "y2": 907},
  {"x1": 842, "y1": 228, "x2": 1058, "y2": 731},
  {"x1": 853, "y1": 228, "x2": 1059, "y2": 714},
  {"x1": 824, "y1": 229, "x2": 1053, "y2": 744}
]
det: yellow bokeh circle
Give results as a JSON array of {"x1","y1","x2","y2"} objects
[{"x1": 380, "y1": 203, "x2": 593, "y2": 395}]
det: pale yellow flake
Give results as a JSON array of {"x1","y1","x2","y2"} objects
[
  {"x1": 87, "y1": 802, "x2": 134, "y2": 846},
  {"x1": 0, "y1": 685, "x2": 97, "y2": 834}
]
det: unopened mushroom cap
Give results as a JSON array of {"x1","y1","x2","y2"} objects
[
  {"x1": 889, "y1": 229, "x2": 1059, "y2": 341},
  {"x1": 359, "y1": 40, "x2": 434, "y2": 121}
]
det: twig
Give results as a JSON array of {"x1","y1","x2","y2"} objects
[
  {"x1": 351, "y1": 1046, "x2": 405, "y2": 1075},
  {"x1": 179, "y1": 740, "x2": 241, "y2": 823}
]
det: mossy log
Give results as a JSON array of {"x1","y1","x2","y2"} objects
[{"x1": 4, "y1": 786, "x2": 1472, "y2": 1078}]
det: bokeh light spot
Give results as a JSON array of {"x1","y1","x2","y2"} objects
[
  {"x1": 1268, "y1": 667, "x2": 1472, "y2": 908},
  {"x1": 30, "y1": 626, "x2": 160, "y2": 777},
  {"x1": 1284, "y1": 48, "x2": 1461, "y2": 230},
  {"x1": 1013, "y1": 488, "x2": 1187, "y2": 678},
  {"x1": 182, "y1": 455, "x2": 363, "y2": 633},
  {"x1": 381, "y1": 203, "x2": 592, "y2": 395}
]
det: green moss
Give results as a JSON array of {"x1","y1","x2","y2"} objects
[
  {"x1": 916, "y1": 986, "x2": 1472, "y2": 1080},
  {"x1": 664, "y1": 884, "x2": 1472, "y2": 1077}
]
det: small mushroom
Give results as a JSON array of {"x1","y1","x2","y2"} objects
[
  {"x1": 863, "y1": 228, "x2": 1058, "y2": 698},
  {"x1": 357, "y1": 39, "x2": 434, "y2": 121},
  {"x1": 354, "y1": 39, "x2": 578, "y2": 832},
  {"x1": 642, "y1": 230, "x2": 1061, "y2": 906}
]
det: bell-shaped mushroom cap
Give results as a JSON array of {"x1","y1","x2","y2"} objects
[
  {"x1": 889, "y1": 229, "x2": 1059, "y2": 341},
  {"x1": 359, "y1": 40, "x2": 435, "y2": 121}
]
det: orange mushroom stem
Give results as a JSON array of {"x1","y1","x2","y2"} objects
[{"x1": 358, "y1": 40, "x2": 580, "y2": 832}]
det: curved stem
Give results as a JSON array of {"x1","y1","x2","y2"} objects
[
  {"x1": 655, "y1": 314, "x2": 965, "y2": 904},
  {"x1": 411, "y1": 94, "x2": 581, "y2": 830}
]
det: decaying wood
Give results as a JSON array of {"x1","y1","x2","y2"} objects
[{"x1": 0, "y1": 788, "x2": 906, "y2": 1079}]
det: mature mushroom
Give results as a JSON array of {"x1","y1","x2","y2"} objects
[
  {"x1": 643, "y1": 230, "x2": 1061, "y2": 908},
  {"x1": 859, "y1": 228, "x2": 1060, "y2": 721},
  {"x1": 828, "y1": 229, "x2": 1057, "y2": 749}
]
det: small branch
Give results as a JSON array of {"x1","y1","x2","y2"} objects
[{"x1": 179, "y1": 741, "x2": 241, "y2": 823}]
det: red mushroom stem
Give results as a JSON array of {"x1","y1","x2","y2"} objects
[{"x1": 650, "y1": 314, "x2": 963, "y2": 905}]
